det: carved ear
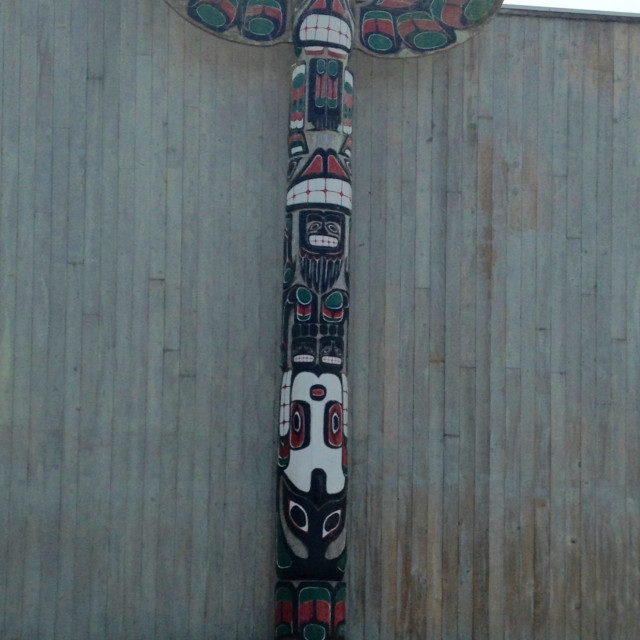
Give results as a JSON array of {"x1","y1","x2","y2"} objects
[
  {"x1": 163, "y1": 0, "x2": 295, "y2": 45},
  {"x1": 353, "y1": 0, "x2": 504, "y2": 57}
]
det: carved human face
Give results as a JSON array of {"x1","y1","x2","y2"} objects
[{"x1": 300, "y1": 211, "x2": 345, "y2": 256}]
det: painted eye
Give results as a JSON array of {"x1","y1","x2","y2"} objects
[
  {"x1": 290, "y1": 401, "x2": 309, "y2": 449},
  {"x1": 324, "y1": 401, "x2": 343, "y2": 447},
  {"x1": 322, "y1": 509, "x2": 342, "y2": 537},
  {"x1": 325, "y1": 221, "x2": 340, "y2": 236},
  {"x1": 288, "y1": 499, "x2": 309, "y2": 532},
  {"x1": 307, "y1": 220, "x2": 322, "y2": 234}
]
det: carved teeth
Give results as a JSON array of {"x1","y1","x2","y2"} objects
[
  {"x1": 294, "y1": 354, "x2": 315, "y2": 362},
  {"x1": 298, "y1": 14, "x2": 352, "y2": 51},
  {"x1": 309, "y1": 235, "x2": 339, "y2": 248},
  {"x1": 321, "y1": 356, "x2": 342, "y2": 365},
  {"x1": 287, "y1": 179, "x2": 352, "y2": 210}
]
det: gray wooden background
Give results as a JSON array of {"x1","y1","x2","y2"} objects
[{"x1": 1, "y1": 0, "x2": 639, "y2": 637}]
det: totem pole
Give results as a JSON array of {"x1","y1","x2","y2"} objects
[{"x1": 163, "y1": 0, "x2": 503, "y2": 636}]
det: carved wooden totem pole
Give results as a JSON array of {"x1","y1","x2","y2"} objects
[{"x1": 163, "y1": 0, "x2": 502, "y2": 636}]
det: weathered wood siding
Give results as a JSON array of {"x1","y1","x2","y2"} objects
[{"x1": 1, "y1": 1, "x2": 639, "y2": 637}]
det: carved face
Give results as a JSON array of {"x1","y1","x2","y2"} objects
[
  {"x1": 277, "y1": 474, "x2": 347, "y2": 579},
  {"x1": 319, "y1": 335, "x2": 344, "y2": 370},
  {"x1": 291, "y1": 336, "x2": 317, "y2": 368},
  {"x1": 286, "y1": 149, "x2": 352, "y2": 213},
  {"x1": 289, "y1": 327, "x2": 345, "y2": 373},
  {"x1": 283, "y1": 286, "x2": 348, "y2": 372},
  {"x1": 300, "y1": 211, "x2": 344, "y2": 256},
  {"x1": 294, "y1": 210, "x2": 348, "y2": 293},
  {"x1": 281, "y1": 371, "x2": 347, "y2": 494}
]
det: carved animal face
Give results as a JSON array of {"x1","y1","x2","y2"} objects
[
  {"x1": 277, "y1": 474, "x2": 347, "y2": 579},
  {"x1": 281, "y1": 371, "x2": 347, "y2": 494}
]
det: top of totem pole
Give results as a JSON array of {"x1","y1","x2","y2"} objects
[{"x1": 163, "y1": 0, "x2": 504, "y2": 57}]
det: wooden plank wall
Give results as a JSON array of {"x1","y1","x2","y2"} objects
[{"x1": 0, "y1": 1, "x2": 639, "y2": 637}]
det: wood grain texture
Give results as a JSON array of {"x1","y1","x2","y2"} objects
[{"x1": 1, "y1": 2, "x2": 639, "y2": 638}]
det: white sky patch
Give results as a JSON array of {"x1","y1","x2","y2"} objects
[{"x1": 503, "y1": 0, "x2": 640, "y2": 15}]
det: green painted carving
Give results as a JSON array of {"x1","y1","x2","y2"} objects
[{"x1": 164, "y1": 0, "x2": 503, "y2": 56}]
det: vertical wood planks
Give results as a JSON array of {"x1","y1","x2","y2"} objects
[
  {"x1": 487, "y1": 19, "x2": 509, "y2": 640},
  {"x1": 474, "y1": 23, "x2": 494, "y2": 640},
  {"x1": 348, "y1": 49, "x2": 372, "y2": 640},
  {"x1": 426, "y1": 44, "x2": 448, "y2": 640},
  {"x1": 396, "y1": 56, "x2": 418, "y2": 640},
  {"x1": 0, "y1": 2, "x2": 21, "y2": 634},
  {"x1": 625, "y1": 23, "x2": 640, "y2": 640},
  {"x1": 549, "y1": 16, "x2": 569, "y2": 640},
  {"x1": 362, "y1": 48, "x2": 385, "y2": 640},
  {"x1": 381, "y1": 55, "x2": 402, "y2": 640},
  {"x1": 409, "y1": 51, "x2": 433, "y2": 640},
  {"x1": 533, "y1": 17, "x2": 553, "y2": 640},
  {"x1": 563, "y1": 20, "x2": 585, "y2": 639}
]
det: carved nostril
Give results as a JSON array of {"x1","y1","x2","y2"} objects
[{"x1": 310, "y1": 468, "x2": 328, "y2": 498}]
